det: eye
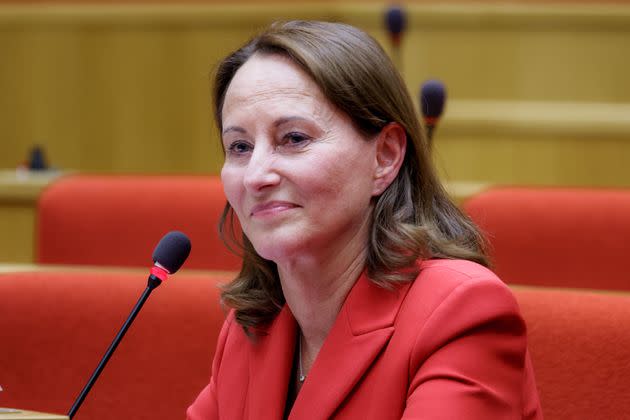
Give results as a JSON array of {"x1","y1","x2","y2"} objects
[
  {"x1": 282, "y1": 132, "x2": 311, "y2": 147},
  {"x1": 226, "y1": 140, "x2": 253, "y2": 155}
]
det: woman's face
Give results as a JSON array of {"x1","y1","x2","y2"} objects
[{"x1": 220, "y1": 54, "x2": 382, "y2": 264}]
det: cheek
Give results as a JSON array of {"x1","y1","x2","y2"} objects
[
  {"x1": 299, "y1": 154, "x2": 346, "y2": 198},
  {"x1": 220, "y1": 166, "x2": 243, "y2": 210},
  {"x1": 306, "y1": 145, "x2": 377, "y2": 202}
]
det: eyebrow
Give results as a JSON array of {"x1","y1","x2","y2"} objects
[
  {"x1": 222, "y1": 116, "x2": 313, "y2": 136},
  {"x1": 222, "y1": 126, "x2": 247, "y2": 136},
  {"x1": 273, "y1": 116, "x2": 311, "y2": 127}
]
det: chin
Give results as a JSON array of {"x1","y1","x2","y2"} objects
[{"x1": 249, "y1": 234, "x2": 305, "y2": 265}]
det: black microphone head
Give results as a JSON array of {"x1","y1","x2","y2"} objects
[
  {"x1": 152, "y1": 231, "x2": 191, "y2": 274},
  {"x1": 420, "y1": 80, "x2": 447, "y2": 120},
  {"x1": 385, "y1": 6, "x2": 407, "y2": 37},
  {"x1": 29, "y1": 145, "x2": 48, "y2": 171}
]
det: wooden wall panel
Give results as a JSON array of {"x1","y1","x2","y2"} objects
[
  {"x1": 0, "y1": 4, "x2": 629, "y2": 186},
  {"x1": 1, "y1": 0, "x2": 629, "y2": 4}
]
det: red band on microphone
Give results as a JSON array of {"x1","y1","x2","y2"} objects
[
  {"x1": 390, "y1": 33, "x2": 401, "y2": 47},
  {"x1": 424, "y1": 116, "x2": 438, "y2": 125},
  {"x1": 150, "y1": 266, "x2": 169, "y2": 282}
]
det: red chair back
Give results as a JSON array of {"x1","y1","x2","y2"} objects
[
  {"x1": 37, "y1": 174, "x2": 242, "y2": 271},
  {"x1": 464, "y1": 187, "x2": 630, "y2": 289}
]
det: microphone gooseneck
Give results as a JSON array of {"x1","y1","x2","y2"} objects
[
  {"x1": 420, "y1": 80, "x2": 447, "y2": 147},
  {"x1": 67, "y1": 231, "x2": 192, "y2": 419}
]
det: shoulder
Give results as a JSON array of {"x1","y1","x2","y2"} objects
[
  {"x1": 417, "y1": 258, "x2": 503, "y2": 285},
  {"x1": 214, "y1": 310, "x2": 252, "y2": 370},
  {"x1": 220, "y1": 309, "x2": 252, "y2": 347},
  {"x1": 406, "y1": 259, "x2": 517, "y2": 312},
  {"x1": 397, "y1": 258, "x2": 524, "y2": 354},
  {"x1": 395, "y1": 260, "x2": 535, "y2": 418},
  {"x1": 211, "y1": 309, "x2": 254, "y2": 390}
]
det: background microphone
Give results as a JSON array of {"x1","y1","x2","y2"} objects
[
  {"x1": 385, "y1": 5, "x2": 407, "y2": 69},
  {"x1": 68, "y1": 231, "x2": 191, "y2": 419},
  {"x1": 419, "y1": 80, "x2": 447, "y2": 148},
  {"x1": 28, "y1": 144, "x2": 48, "y2": 171}
]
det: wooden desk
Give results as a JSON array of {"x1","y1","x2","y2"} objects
[
  {"x1": 445, "y1": 181, "x2": 490, "y2": 205},
  {"x1": 0, "y1": 170, "x2": 66, "y2": 264},
  {"x1": 0, "y1": 409, "x2": 67, "y2": 420},
  {"x1": 0, "y1": 263, "x2": 236, "y2": 279}
]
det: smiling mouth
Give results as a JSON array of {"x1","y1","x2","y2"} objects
[{"x1": 250, "y1": 202, "x2": 298, "y2": 217}]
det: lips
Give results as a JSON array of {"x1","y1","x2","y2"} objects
[{"x1": 250, "y1": 201, "x2": 299, "y2": 217}]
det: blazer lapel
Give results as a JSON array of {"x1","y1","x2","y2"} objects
[
  {"x1": 289, "y1": 272, "x2": 413, "y2": 420},
  {"x1": 248, "y1": 305, "x2": 297, "y2": 420}
]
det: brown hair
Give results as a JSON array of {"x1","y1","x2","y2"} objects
[{"x1": 214, "y1": 21, "x2": 488, "y2": 333}]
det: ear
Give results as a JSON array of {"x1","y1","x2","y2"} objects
[{"x1": 372, "y1": 122, "x2": 407, "y2": 196}]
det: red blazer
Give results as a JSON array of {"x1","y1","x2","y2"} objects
[{"x1": 187, "y1": 259, "x2": 542, "y2": 419}]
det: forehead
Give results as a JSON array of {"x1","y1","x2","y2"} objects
[{"x1": 222, "y1": 53, "x2": 330, "y2": 114}]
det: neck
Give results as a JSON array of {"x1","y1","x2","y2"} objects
[
  {"x1": 282, "y1": 249, "x2": 365, "y2": 341},
  {"x1": 278, "y1": 240, "x2": 367, "y2": 380},
  {"x1": 276, "y1": 208, "x2": 372, "y2": 376}
]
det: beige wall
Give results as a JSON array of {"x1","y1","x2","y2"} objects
[
  {"x1": 2, "y1": 0, "x2": 629, "y2": 4},
  {"x1": 1, "y1": 4, "x2": 629, "y2": 186}
]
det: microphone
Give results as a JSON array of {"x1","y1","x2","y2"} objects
[
  {"x1": 385, "y1": 5, "x2": 407, "y2": 69},
  {"x1": 385, "y1": 5, "x2": 406, "y2": 47},
  {"x1": 419, "y1": 80, "x2": 447, "y2": 147},
  {"x1": 67, "y1": 231, "x2": 191, "y2": 419},
  {"x1": 28, "y1": 145, "x2": 48, "y2": 171}
]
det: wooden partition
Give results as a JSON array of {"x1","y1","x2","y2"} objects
[{"x1": 1, "y1": 4, "x2": 629, "y2": 186}]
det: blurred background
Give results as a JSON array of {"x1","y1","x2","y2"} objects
[{"x1": 1, "y1": 0, "x2": 628, "y2": 182}]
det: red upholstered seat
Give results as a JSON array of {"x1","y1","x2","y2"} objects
[
  {"x1": 4, "y1": 270, "x2": 629, "y2": 419},
  {"x1": 37, "y1": 175, "x2": 242, "y2": 271},
  {"x1": 514, "y1": 286, "x2": 630, "y2": 420},
  {"x1": 0, "y1": 269, "x2": 228, "y2": 420},
  {"x1": 464, "y1": 187, "x2": 630, "y2": 290}
]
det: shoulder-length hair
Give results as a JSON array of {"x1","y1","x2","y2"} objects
[{"x1": 213, "y1": 20, "x2": 488, "y2": 333}]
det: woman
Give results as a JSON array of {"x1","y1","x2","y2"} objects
[{"x1": 188, "y1": 21, "x2": 542, "y2": 419}]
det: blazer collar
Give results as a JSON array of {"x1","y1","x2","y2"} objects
[{"x1": 247, "y1": 270, "x2": 414, "y2": 420}]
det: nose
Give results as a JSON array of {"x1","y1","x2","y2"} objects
[{"x1": 243, "y1": 143, "x2": 281, "y2": 193}]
